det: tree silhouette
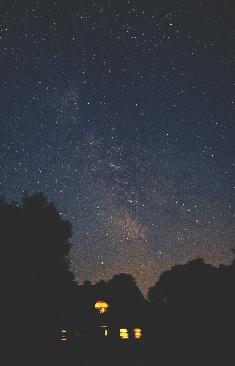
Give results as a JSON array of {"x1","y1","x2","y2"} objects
[
  {"x1": 147, "y1": 257, "x2": 235, "y2": 365},
  {"x1": 105, "y1": 273, "x2": 146, "y2": 333},
  {"x1": 148, "y1": 258, "x2": 217, "y2": 307},
  {"x1": 0, "y1": 193, "x2": 76, "y2": 364},
  {"x1": 83, "y1": 279, "x2": 92, "y2": 286},
  {"x1": 107, "y1": 273, "x2": 144, "y2": 306}
]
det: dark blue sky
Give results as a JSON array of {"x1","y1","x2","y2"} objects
[{"x1": 1, "y1": 0, "x2": 235, "y2": 295}]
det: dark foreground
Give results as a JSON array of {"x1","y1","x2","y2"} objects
[{"x1": 3, "y1": 335, "x2": 235, "y2": 366}]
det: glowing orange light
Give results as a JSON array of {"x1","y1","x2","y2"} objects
[
  {"x1": 94, "y1": 301, "x2": 109, "y2": 313},
  {"x1": 133, "y1": 328, "x2": 142, "y2": 339},
  {"x1": 61, "y1": 329, "x2": 67, "y2": 340},
  {"x1": 99, "y1": 325, "x2": 108, "y2": 336},
  {"x1": 120, "y1": 328, "x2": 129, "y2": 339}
]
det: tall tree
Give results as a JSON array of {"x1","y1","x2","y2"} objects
[
  {"x1": 106, "y1": 273, "x2": 146, "y2": 328},
  {"x1": 0, "y1": 193, "x2": 75, "y2": 363}
]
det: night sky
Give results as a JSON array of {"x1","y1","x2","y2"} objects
[{"x1": 1, "y1": 0, "x2": 235, "y2": 296}]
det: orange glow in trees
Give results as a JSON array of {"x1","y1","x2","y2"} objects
[
  {"x1": 99, "y1": 325, "x2": 108, "y2": 336},
  {"x1": 133, "y1": 328, "x2": 142, "y2": 339},
  {"x1": 61, "y1": 329, "x2": 67, "y2": 340},
  {"x1": 120, "y1": 328, "x2": 129, "y2": 339},
  {"x1": 94, "y1": 301, "x2": 109, "y2": 313}
]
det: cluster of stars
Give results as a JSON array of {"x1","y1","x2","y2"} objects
[{"x1": 1, "y1": 1, "x2": 235, "y2": 296}]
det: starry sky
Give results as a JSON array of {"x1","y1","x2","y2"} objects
[{"x1": 1, "y1": 0, "x2": 235, "y2": 296}]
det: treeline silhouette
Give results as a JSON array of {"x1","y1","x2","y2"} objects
[{"x1": 1, "y1": 193, "x2": 235, "y2": 365}]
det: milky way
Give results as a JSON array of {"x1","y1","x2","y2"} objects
[{"x1": 1, "y1": 0, "x2": 235, "y2": 295}]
